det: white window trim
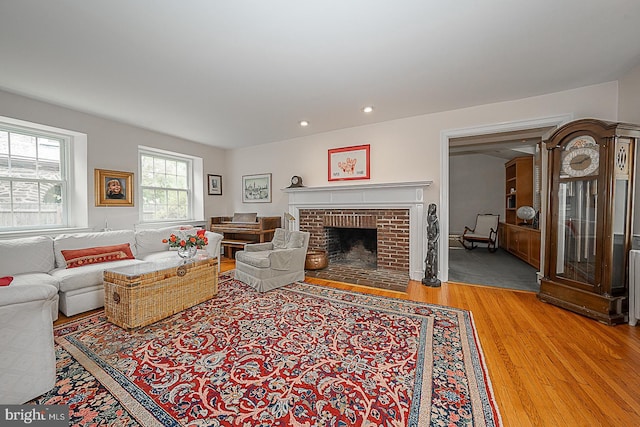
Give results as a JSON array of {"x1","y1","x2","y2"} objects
[
  {"x1": 138, "y1": 145, "x2": 204, "y2": 225},
  {"x1": 0, "y1": 115, "x2": 88, "y2": 238}
]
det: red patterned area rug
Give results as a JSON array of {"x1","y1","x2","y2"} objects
[{"x1": 33, "y1": 273, "x2": 502, "y2": 426}]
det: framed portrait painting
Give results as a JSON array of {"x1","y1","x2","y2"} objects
[
  {"x1": 242, "y1": 173, "x2": 272, "y2": 203},
  {"x1": 208, "y1": 174, "x2": 222, "y2": 195},
  {"x1": 94, "y1": 169, "x2": 134, "y2": 207},
  {"x1": 328, "y1": 144, "x2": 370, "y2": 181}
]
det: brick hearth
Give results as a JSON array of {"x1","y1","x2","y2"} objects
[{"x1": 304, "y1": 262, "x2": 410, "y2": 292}]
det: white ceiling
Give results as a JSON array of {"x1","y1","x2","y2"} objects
[{"x1": 1, "y1": 1, "x2": 640, "y2": 150}]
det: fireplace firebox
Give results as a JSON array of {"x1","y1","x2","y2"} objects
[{"x1": 327, "y1": 227, "x2": 377, "y2": 268}]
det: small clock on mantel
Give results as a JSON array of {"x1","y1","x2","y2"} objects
[
  {"x1": 539, "y1": 118, "x2": 640, "y2": 324},
  {"x1": 288, "y1": 175, "x2": 304, "y2": 188}
]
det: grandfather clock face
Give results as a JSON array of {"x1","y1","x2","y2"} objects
[
  {"x1": 555, "y1": 135, "x2": 599, "y2": 285},
  {"x1": 561, "y1": 136, "x2": 599, "y2": 178}
]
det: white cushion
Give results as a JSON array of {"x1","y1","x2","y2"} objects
[
  {"x1": 473, "y1": 215, "x2": 499, "y2": 236},
  {"x1": 0, "y1": 236, "x2": 55, "y2": 275},
  {"x1": 0, "y1": 283, "x2": 58, "y2": 307},
  {"x1": 6, "y1": 273, "x2": 60, "y2": 291},
  {"x1": 236, "y1": 250, "x2": 272, "y2": 268},
  {"x1": 50, "y1": 258, "x2": 143, "y2": 293},
  {"x1": 272, "y1": 228, "x2": 287, "y2": 249},
  {"x1": 204, "y1": 231, "x2": 223, "y2": 257},
  {"x1": 138, "y1": 250, "x2": 182, "y2": 263},
  {"x1": 53, "y1": 230, "x2": 137, "y2": 268},
  {"x1": 286, "y1": 231, "x2": 305, "y2": 249},
  {"x1": 135, "y1": 226, "x2": 181, "y2": 256}
]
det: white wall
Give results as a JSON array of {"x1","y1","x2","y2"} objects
[
  {"x1": 227, "y1": 81, "x2": 617, "y2": 281},
  {"x1": 619, "y1": 63, "x2": 640, "y2": 125},
  {"x1": 227, "y1": 82, "x2": 619, "y2": 222},
  {"x1": 618, "y1": 63, "x2": 640, "y2": 237},
  {"x1": 0, "y1": 81, "x2": 621, "y2": 240},
  {"x1": 449, "y1": 154, "x2": 505, "y2": 235},
  {"x1": 0, "y1": 89, "x2": 228, "y2": 232}
]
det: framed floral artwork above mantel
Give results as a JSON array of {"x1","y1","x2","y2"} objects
[
  {"x1": 328, "y1": 144, "x2": 370, "y2": 181},
  {"x1": 95, "y1": 169, "x2": 134, "y2": 207}
]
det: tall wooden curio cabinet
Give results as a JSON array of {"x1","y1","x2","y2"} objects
[{"x1": 539, "y1": 118, "x2": 640, "y2": 324}]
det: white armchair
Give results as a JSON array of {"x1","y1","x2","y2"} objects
[{"x1": 234, "y1": 228, "x2": 310, "y2": 292}]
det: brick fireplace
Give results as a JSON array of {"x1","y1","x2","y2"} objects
[
  {"x1": 283, "y1": 181, "x2": 432, "y2": 280},
  {"x1": 300, "y1": 209, "x2": 410, "y2": 272}
]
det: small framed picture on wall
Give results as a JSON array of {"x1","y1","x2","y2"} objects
[
  {"x1": 242, "y1": 173, "x2": 272, "y2": 203},
  {"x1": 208, "y1": 174, "x2": 222, "y2": 195}
]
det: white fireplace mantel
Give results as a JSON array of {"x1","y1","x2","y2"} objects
[{"x1": 283, "y1": 181, "x2": 433, "y2": 281}]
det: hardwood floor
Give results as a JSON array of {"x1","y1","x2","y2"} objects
[{"x1": 56, "y1": 259, "x2": 640, "y2": 426}]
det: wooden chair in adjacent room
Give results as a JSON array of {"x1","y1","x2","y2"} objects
[{"x1": 462, "y1": 214, "x2": 500, "y2": 252}]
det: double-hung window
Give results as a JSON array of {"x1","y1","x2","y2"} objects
[
  {"x1": 0, "y1": 123, "x2": 68, "y2": 230},
  {"x1": 139, "y1": 147, "x2": 195, "y2": 222}
]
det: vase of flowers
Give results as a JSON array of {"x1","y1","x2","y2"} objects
[
  {"x1": 177, "y1": 245, "x2": 198, "y2": 259},
  {"x1": 163, "y1": 229, "x2": 208, "y2": 260}
]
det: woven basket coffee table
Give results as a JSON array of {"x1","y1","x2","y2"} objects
[{"x1": 103, "y1": 254, "x2": 218, "y2": 330}]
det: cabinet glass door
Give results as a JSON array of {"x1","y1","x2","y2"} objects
[
  {"x1": 611, "y1": 178, "x2": 629, "y2": 292},
  {"x1": 555, "y1": 178, "x2": 598, "y2": 285}
]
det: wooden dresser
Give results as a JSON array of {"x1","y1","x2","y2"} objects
[{"x1": 210, "y1": 216, "x2": 281, "y2": 259}]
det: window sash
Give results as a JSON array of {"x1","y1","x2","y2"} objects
[
  {"x1": 139, "y1": 149, "x2": 193, "y2": 222},
  {"x1": 0, "y1": 124, "x2": 68, "y2": 230}
]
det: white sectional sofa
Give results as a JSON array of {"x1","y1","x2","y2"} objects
[
  {"x1": 0, "y1": 236, "x2": 61, "y2": 320},
  {"x1": 51, "y1": 229, "x2": 142, "y2": 317},
  {"x1": 0, "y1": 226, "x2": 222, "y2": 317},
  {"x1": 0, "y1": 225, "x2": 222, "y2": 403}
]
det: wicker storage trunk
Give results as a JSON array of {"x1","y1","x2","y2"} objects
[{"x1": 104, "y1": 256, "x2": 218, "y2": 329}]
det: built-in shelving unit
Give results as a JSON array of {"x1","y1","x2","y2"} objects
[
  {"x1": 501, "y1": 155, "x2": 540, "y2": 268},
  {"x1": 504, "y1": 156, "x2": 534, "y2": 224}
]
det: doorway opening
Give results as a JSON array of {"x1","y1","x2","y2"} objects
[{"x1": 440, "y1": 115, "x2": 572, "y2": 290}]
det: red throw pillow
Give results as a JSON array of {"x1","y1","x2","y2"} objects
[
  {"x1": 0, "y1": 276, "x2": 13, "y2": 286},
  {"x1": 62, "y1": 243, "x2": 135, "y2": 269}
]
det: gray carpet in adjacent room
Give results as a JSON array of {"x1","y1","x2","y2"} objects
[{"x1": 448, "y1": 246, "x2": 539, "y2": 292}]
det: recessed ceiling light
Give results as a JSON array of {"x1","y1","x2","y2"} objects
[
  {"x1": 299, "y1": 120, "x2": 309, "y2": 127},
  {"x1": 362, "y1": 106, "x2": 374, "y2": 113}
]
